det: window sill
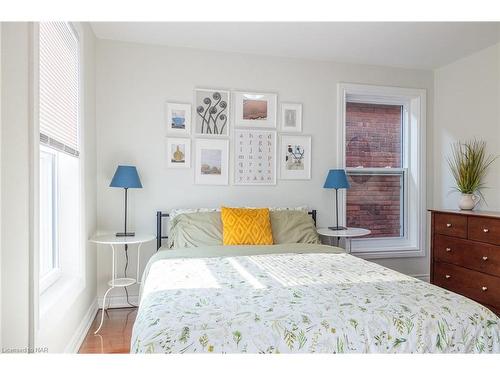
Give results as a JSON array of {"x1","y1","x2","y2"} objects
[
  {"x1": 39, "y1": 273, "x2": 84, "y2": 320},
  {"x1": 351, "y1": 247, "x2": 426, "y2": 259}
]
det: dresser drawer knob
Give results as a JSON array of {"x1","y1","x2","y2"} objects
[
  {"x1": 483, "y1": 228, "x2": 489, "y2": 233},
  {"x1": 482, "y1": 256, "x2": 488, "y2": 261},
  {"x1": 445, "y1": 274, "x2": 451, "y2": 279},
  {"x1": 482, "y1": 286, "x2": 488, "y2": 291},
  {"x1": 445, "y1": 247, "x2": 451, "y2": 252},
  {"x1": 446, "y1": 223, "x2": 452, "y2": 228}
]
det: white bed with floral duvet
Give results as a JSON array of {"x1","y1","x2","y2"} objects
[{"x1": 131, "y1": 243, "x2": 500, "y2": 353}]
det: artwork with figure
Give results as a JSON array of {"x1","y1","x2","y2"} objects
[
  {"x1": 285, "y1": 144, "x2": 305, "y2": 170},
  {"x1": 284, "y1": 109, "x2": 297, "y2": 128},
  {"x1": 280, "y1": 103, "x2": 302, "y2": 132},
  {"x1": 234, "y1": 130, "x2": 276, "y2": 185},
  {"x1": 200, "y1": 149, "x2": 222, "y2": 175},
  {"x1": 195, "y1": 89, "x2": 230, "y2": 136}
]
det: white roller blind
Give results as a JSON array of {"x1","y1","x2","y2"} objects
[{"x1": 39, "y1": 22, "x2": 80, "y2": 157}]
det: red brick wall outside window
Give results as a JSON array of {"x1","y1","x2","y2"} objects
[{"x1": 345, "y1": 102, "x2": 403, "y2": 238}]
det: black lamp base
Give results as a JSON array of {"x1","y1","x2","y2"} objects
[
  {"x1": 328, "y1": 226, "x2": 347, "y2": 231},
  {"x1": 116, "y1": 232, "x2": 135, "y2": 237}
]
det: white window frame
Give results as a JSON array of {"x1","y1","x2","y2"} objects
[
  {"x1": 38, "y1": 146, "x2": 61, "y2": 292},
  {"x1": 337, "y1": 83, "x2": 426, "y2": 259}
]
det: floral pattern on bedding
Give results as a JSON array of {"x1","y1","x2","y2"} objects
[{"x1": 131, "y1": 252, "x2": 500, "y2": 353}]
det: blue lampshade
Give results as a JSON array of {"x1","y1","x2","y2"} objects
[
  {"x1": 110, "y1": 165, "x2": 143, "y2": 189},
  {"x1": 323, "y1": 169, "x2": 350, "y2": 189}
]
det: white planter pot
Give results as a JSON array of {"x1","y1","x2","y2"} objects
[{"x1": 458, "y1": 193, "x2": 481, "y2": 210}]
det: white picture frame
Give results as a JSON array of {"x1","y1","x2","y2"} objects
[
  {"x1": 233, "y1": 91, "x2": 277, "y2": 129},
  {"x1": 280, "y1": 103, "x2": 302, "y2": 132},
  {"x1": 166, "y1": 138, "x2": 191, "y2": 169},
  {"x1": 234, "y1": 129, "x2": 277, "y2": 185},
  {"x1": 280, "y1": 135, "x2": 312, "y2": 180},
  {"x1": 166, "y1": 102, "x2": 191, "y2": 136},
  {"x1": 194, "y1": 138, "x2": 229, "y2": 185},
  {"x1": 194, "y1": 88, "x2": 230, "y2": 137}
]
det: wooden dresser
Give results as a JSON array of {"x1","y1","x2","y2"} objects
[{"x1": 430, "y1": 209, "x2": 500, "y2": 316}]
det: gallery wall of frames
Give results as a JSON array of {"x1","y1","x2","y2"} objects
[{"x1": 165, "y1": 89, "x2": 312, "y2": 185}]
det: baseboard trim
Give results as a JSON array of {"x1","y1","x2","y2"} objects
[
  {"x1": 98, "y1": 294, "x2": 139, "y2": 309},
  {"x1": 64, "y1": 298, "x2": 98, "y2": 353},
  {"x1": 410, "y1": 274, "x2": 430, "y2": 282}
]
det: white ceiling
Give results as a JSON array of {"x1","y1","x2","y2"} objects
[{"x1": 90, "y1": 22, "x2": 500, "y2": 70}]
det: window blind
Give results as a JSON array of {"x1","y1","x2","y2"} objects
[{"x1": 39, "y1": 22, "x2": 80, "y2": 157}]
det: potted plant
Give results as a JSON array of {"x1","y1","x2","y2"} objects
[{"x1": 447, "y1": 139, "x2": 497, "y2": 210}]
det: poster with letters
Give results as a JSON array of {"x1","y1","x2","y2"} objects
[{"x1": 234, "y1": 130, "x2": 276, "y2": 185}]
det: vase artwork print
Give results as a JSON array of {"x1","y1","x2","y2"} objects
[
  {"x1": 195, "y1": 89, "x2": 230, "y2": 136},
  {"x1": 166, "y1": 138, "x2": 191, "y2": 169}
]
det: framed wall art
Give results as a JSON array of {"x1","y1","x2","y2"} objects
[
  {"x1": 233, "y1": 91, "x2": 277, "y2": 129},
  {"x1": 166, "y1": 102, "x2": 191, "y2": 136},
  {"x1": 280, "y1": 135, "x2": 311, "y2": 180},
  {"x1": 280, "y1": 103, "x2": 302, "y2": 132},
  {"x1": 166, "y1": 137, "x2": 191, "y2": 168},
  {"x1": 234, "y1": 129, "x2": 277, "y2": 185},
  {"x1": 194, "y1": 89, "x2": 230, "y2": 136},
  {"x1": 194, "y1": 138, "x2": 229, "y2": 185}
]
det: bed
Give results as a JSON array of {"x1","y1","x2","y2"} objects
[{"x1": 131, "y1": 209, "x2": 500, "y2": 353}]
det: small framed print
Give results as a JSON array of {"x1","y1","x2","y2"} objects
[
  {"x1": 166, "y1": 102, "x2": 191, "y2": 136},
  {"x1": 194, "y1": 138, "x2": 229, "y2": 185},
  {"x1": 280, "y1": 135, "x2": 311, "y2": 180},
  {"x1": 281, "y1": 103, "x2": 302, "y2": 132},
  {"x1": 233, "y1": 91, "x2": 277, "y2": 129},
  {"x1": 194, "y1": 89, "x2": 230, "y2": 136},
  {"x1": 166, "y1": 138, "x2": 191, "y2": 168},
  {"x1": 234, "y1": 129, "x2": 277, "y2": 185}
]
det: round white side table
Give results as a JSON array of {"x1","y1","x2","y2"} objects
[
  {"x1": 317, "y1": 227, "x2": 371, "y2": 254},
  {"x1": 90, "y1": 233, "x2": 155, "y2": 334}
]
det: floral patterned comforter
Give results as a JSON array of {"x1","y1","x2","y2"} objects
[{"x1": 131, "y1": 244, "x2": 500, "y2": 353}]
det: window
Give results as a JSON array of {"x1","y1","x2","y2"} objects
[
  {"x1": 346, "y1": 102, "x2": 404, "y2": 238},
  {"x1": 38, "y1": 22, "x2": 81, "y2": 293},
  {"x1": 338, "y1": 84, "x2": 426, "y2": 258}
]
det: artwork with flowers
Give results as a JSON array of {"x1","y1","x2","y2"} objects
[{"x1": 194, "y1": 89, "x2": 230, "y2": 136}]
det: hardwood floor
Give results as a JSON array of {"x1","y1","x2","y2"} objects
[{"x1": 78, "y1": 307, "x2": 137, "y2": 353}]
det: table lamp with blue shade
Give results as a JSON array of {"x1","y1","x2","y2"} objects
[
  {"x1": 324, "y1": 169, "x2": 350, "y2": 231},
  {"x1": 110, "y1": 165, "x2": 143, "y2": 237}
]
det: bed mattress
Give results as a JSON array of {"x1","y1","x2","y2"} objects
[{"x1": 131, "y1": 244, "x2": 500, "y2": 353}]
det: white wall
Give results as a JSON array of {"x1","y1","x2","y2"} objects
[
  {"x1": 0, "y1": 22, "x2": 97, "y2": 353},
  {"x1": 434, "y1": 43, "x2": 500, "y2": 210},
  {"x1": 0, "y1": 21, "x2": 3, "y2": 350},
  {"x1": 1, "y1": 22, "x2": 31, "y2": 350},
  {"x1": 96, "y1": 39, "x2": 434, "y2": 302}
]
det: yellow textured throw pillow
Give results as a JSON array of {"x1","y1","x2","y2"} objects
[{"x1": 221, "y1": 207, "x2": 274, "y2": 245}]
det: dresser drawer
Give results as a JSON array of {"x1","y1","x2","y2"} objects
[
  {"x1": 468, "y1": 216, "x2": 500, "y2": 245},
  {"x1": 433, "y1": 262, "x2": 500, "y2": 307},
  {"x1": 434, "y1": 213, "x2": 467, "y2": 238},
  {"x1": 434, "y1": 234, "x2": 500, "y2": 276}
]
